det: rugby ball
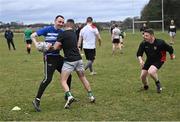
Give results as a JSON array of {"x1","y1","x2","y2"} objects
[{"x1": 36, "y1": 42, "x2": 51, "y2": 52}]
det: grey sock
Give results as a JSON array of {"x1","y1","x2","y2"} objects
[{"x1": 85, "y1": 60, "x2": 93, "y2": 71}]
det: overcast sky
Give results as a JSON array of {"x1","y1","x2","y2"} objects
[{"x1": 0, "y1": 0, "x2": 149, "y2": 24}]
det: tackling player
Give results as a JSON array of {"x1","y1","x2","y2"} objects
[
  {"x1": 49, "y1": 19, "x2": 95, "y2": 109},
  {"x1": 136, "y1": 29, "x2": 175, "y2": 93}
]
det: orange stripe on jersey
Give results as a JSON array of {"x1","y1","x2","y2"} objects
[{"x1": 161, "y1": 51, "x2": 166, "y2": 62}]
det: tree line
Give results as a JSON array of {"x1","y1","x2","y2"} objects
[{"x1": 141, "y1": 0, "x2": 180, "y2": 28}]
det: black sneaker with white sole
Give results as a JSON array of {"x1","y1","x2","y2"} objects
[
  {"x1": 89, "y1": 96, "x2": 95, "y2": 103},
  {"x1": 32, "y1": 99, "x2": 41, "y2": 112},
  {"x1": 156, "y1": 81, "x2": 162, "y2": 93},
  {"x1": 64, "y1": 96, "x2": 75, "y2": 109},
  {"x1": 156, "y1": 83, "x2": 162, "y2": 93}
]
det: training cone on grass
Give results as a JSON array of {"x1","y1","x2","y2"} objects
[{"x1": 11, "y1": 106, "x2": 21, "y2": 111}]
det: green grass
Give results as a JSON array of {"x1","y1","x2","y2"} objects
[{"x1": 0, "y1": 31, "x2": 180, "y2": 121}]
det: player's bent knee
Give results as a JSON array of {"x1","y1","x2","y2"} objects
[{"x1": 148, "y1": 69, "x2": 156, "y2": 76}]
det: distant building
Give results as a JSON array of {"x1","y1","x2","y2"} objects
[{"x1": 11, "y1": 21, "x2": 24, "y2": 26}]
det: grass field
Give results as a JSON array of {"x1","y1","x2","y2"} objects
[{"x1": 0, "y1": 30, "x2": 180, "y2": 121}]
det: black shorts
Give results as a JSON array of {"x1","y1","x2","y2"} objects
[
  {"x1": 44, "y1": 55, "x2": 64, "y2": 73},
  {"x1": 84, "y1": 49, "x2": 96, "y2": 60},
  {"x1": 26, "y1": 39, "x2": 32, "y2": 44},
  {"x1": 142, "y1": 60, "x2": 164, "y2": 70},
  {"x1": 112, "y1": 39, "x2": 120, "y2": 44}
]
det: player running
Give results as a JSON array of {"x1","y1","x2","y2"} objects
[{"x1": 136, "y1": 29, "x2": 175, "y2": 93}]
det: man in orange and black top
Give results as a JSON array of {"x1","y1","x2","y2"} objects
[{"x1": 136, "y1": 29, "x2": 175, "y2": 93}]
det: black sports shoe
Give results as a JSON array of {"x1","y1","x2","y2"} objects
[
  {"x1": 32, "y1": 99, "x2": 41, "y2": 112},
  {"x1": 138, "y1": 85, "x2": 149, "y2": 92},
  {"x1": 88, "y1": 96, "x2": 96, "y2": 103},
  {"x1": 65, "y1": 94, "x2": 79, "y2": 102},
  {"x1": 64, "y1": 96, "x2": 74, "y2": 109},
  {"x1": 144, "y1": 85, "x2": 149, "y2": 90},
  {"x1": 156, "y1": 82, "x2": 162, "y2": 93}
]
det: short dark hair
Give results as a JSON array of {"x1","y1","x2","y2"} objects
[
  {"x1": 115, "y1": 24, "x2": 118, "y2": 27},
  {"x1": 55, "y1": 15, "x2": 64, "y2": 20},
  {"x1": 67, "y1": 19, "x2": 75, "y2": 24},
  {"x1": 87, "y1": 17, "x2": 93, "y2": 22},
  {"x1": 144, "y1": 28, "x2": 154, "y2": 35}
]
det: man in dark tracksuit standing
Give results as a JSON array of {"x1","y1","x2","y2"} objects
[
  {"x1": 4, "y1": 28, "x2": 16, "y2": 50},
  {"x1": 31, "y1": 15, "x2": 72, "y2": 112},
  {"x1": 137, "y1": 29, "x2": 175, "y2": 93}
]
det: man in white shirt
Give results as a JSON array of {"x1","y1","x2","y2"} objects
[
  {"x1": 112, "y1": 24, "x2": 123, "y2": 55},
  {"x1": 78, "y1": 17, "x2": 102, "y2": 75}
]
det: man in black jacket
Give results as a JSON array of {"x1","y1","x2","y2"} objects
[
  {"x1": 137, "y1": 29, "x2": 175, "y2": 93},
  {"x1": 4, "y1": 28, "x2": 16, "y2": 50}
]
